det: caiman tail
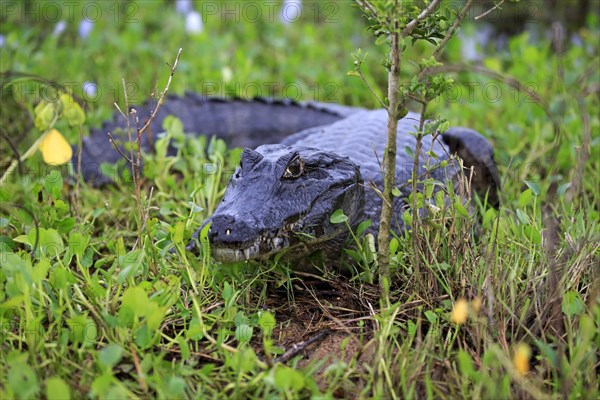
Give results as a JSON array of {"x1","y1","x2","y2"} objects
[{"x1": 75, "y1": 92, "x2": 362, "y2": 185}]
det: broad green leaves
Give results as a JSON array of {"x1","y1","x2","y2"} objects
[
  {"x1": 562, "y1": 291, "x2": 585, "y2": 318},
  {"x1": 330, "y1": 209, "x2": 348, "y2": 224}
]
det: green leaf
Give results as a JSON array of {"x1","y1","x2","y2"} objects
[
  {"x1": 483, "y1": 57, "x2": 502, "y2": 72},
  {"x1": 65, "y1": 102, "x2": 86, "y2": 126},
  {"x1": 166, "y1": 376, "x2": 186, "y2": 397},
  {"x1": 32, "y1": 260, "x2": 51, "y2": 283},
  {"x1": 136, "y1": 324, "x2": 153, "y2": 347},
  {"x1": 0, "y1": 235, "x2": 16, "y2": 252},
  {"x1": 535, "y1": 340, "x2": 558, "y2": 366},
  {"x1": 66, "y1": 315, "x2": 97, "y2": 346},
  {"x1": 424, "y1": 310, "x2": 438, "y2": 324},
  {"x1": 274, "y1": 365, "x2": 305, "y2": 391},
  {"x1": 403, "y1": 210, "x2": 413, "y2": 226},
  {"x1": 146, "y1": 302, "x2": 165, "y2": 331},
  {"x1": 55, "y1": 217, "x2": 76, "y2": 235},
  {"x1": 235, "y1": 324, "x2": 253, "y2": 343},
  {"x1": 13, "y1": 234, "x2": 31, "y2": 246},
  {"x1": 562, "y1": 291, "x2": 585, "y2": 317},
  {"x1": 375, "y1": 34, "x2": 387, "y2": 45},
  {"x1": 233, "y1": 311, "x2": 250, "y2": 327},
  {"x1": 117, "y1": 250, "x2": 143, "y2": 283},
  {"x1": 90, "y1": 373, "x2": 115, "y2": 398},
  {"x1": 356, "y1": 220, "x2": 372, "y2": 236},
  {"x1": 46, "y1": 376, "x2": 71, "y2": 400},
  {"x1": 516, "y1": 208, "x2": 530, "y2": 225},
  {"x1": 454, "y1": 201, "x2": 470, "y2": 218},
  {"x1": 98, "y1": 344, "x2": 123, "y2": 369},
  {"x1": 330, "y1": 209, "x2": 348, "y2": 224},
  {"x1": 483, "y1": 208, "x2": 497, "y2": 228},
  {"x1": 222, "y1": 281, "x2": 234, "y2": 303},
  {"x1": 67, "y1": 231, "x2": 89, "y2": 259},
  {"x1": 121, "y1": 286, "x2": 149, "y2": 317},
  {"x1": 578, "y1": 314, "x2": 595, "y2": 343},
  {"x1": 407, "y1": 320, "x2": 417, "y2": 338},
  {"x1": 457, "y1": 350, "x2": 475, "y2": 378},
  {"x1": 44, "y1": 170, "x2": 63, "y2": 198},
  {"x1": 227, "y1": 346, "x2": 256, "y2": 373},
  {"x1": 35, "y1": 102, "x2": 56, "y2": 131},
  {"x1": 188, "y1": 201, "x2": 203, "y2": 213},
  {"x1": 425, "y1": 182, "x2": 435, "y2": 199},
  {"x1": 522, "y1": 225, "x2": 542, "y2": 244},
  {"x1": 557, "y1": 182, "x2": 571, "y2": 196},
  {"x1": 33, "y1": 228, "x2": 65, "y2": 259},
  {"x1": 163, "y1": 115, "x2": 184, "y2": 138},
  {"x1": 177, "y1": 336, "x2": 191, "y2": 361},
  {"x1": 8, "y1": 362, "x2": 39, "y2": 399},
  {"x1": 392, "y1": 187, "x2": 401, "y2": 197},
  {"x1": 524, "y1": 180, "x2": 541, "y2": 196},
  {"x1": 258, "y1": 311, "x2": 276, "y2": 337},
  {"x1": 173, "y1": 221, "x2": 185, "y2": 245},
  {"x1": 519, "y1": 188, "x2": 533, "y2": 207}
]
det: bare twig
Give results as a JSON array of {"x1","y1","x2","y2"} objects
[
  {"x1": 122, "y1": 78, "x2": 135, "y2": 178},
  {"x1": 106, "y1": 132, "x2": 133, "y2": 164},
  {"x1": 357, "y1": 68, "x2": 387, "y2": 109},
  {"x1": 138, "y1": 48, "x2": 183, "y2": 136},
  {"x1": 432, "y1": 0, "x2": 473, "y2": 60},
  {"x1": 401, "y1": 0, "x2": 442, "y2": 37},
  {"x1": 410, "y1": 102, "x2": 428, "y2": 285},
  {"x1": 110, "y1": 49, "x2": 183, "y2": 252},
  {"x1": 129, "y1": 344, "x2": 148, "y2": 394},
  {"x1": 274, "y1": 329, "x2": 332, "y2": 363},
  {"x1": 143, "y1": 186, "x2": 159, "y2": 274},
  {"x1": 355, "y1": 0, "x2": 377, "y2": 17},
  {"x1": 0, "y1": 112, "x2": 59, "y2": 185},
  {"x1": 474, "y1": 0, "x2": 505, "y2": 20},
  {"x1": 0, "y1": 128, "x2": 23, "y2": 176}
]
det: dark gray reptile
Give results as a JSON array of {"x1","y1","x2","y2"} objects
[{"x1": 77, "y1": 92, "x2": 499, "y2": 263}]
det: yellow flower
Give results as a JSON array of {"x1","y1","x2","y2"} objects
[
  {"x1": 450, "y1": 298, "x2": 469, "y2": 324},
  {"x1": 472, "y1": 297, "x2": 482, "y2": 313},
  {"x1": 39, "y1": 129, "x2": 72, "y2": 165},
  {"x1": 513, "y1": 343, "x2": 531, "y2": 376}
]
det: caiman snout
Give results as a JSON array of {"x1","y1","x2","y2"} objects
[
  {"x1": 208, "y1": 214, "x2": 255, "y2": 245},
  {"x1": 206, "y1": 213, "x2": 285, "y2": 262}
]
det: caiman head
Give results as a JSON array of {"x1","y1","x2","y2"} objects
[{"x1": 199, "y1": 144, "x2": 363, "y2": 262}]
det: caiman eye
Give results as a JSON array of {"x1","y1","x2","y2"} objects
[{"x1": 282, "y1": 155, "x2": 305, "y2": 179}]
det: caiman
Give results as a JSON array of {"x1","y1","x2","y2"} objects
[{"x1": 76, "y1": 92, "x2": 499, "y2": 263}]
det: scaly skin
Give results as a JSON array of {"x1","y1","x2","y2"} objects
[{"x1": 76, "y1": 95, "x2": 499, "y2": 262}]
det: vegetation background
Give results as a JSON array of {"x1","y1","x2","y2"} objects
[{"x1": 0, "y1": 0, "x2": 598, "y2": 398}]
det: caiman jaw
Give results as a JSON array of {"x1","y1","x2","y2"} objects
[{"x1": 209, "y1": 220, "x2": 300, "y2": 262}]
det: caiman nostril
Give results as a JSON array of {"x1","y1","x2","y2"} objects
[{"x1": 208, "y1": 214, "x2": 244, "y2": 243}]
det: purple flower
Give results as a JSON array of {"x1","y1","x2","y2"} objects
[
  {"x1": 83, "y1": 82, "x2": 98, "y2": 99},
  {"x1": 281, "y1": 0, "x2": 302, "y2": 24},
  {"x1": 176, "y1": 0, "x2": 193, "y2": 15},
  {"x1": 53, "y1": 21, "x2": 67, "y2": 37},
  {"x1": 78, "y1": 18, "x2": 94, "y2": 39},
  {"x1": 186, "y1": 11, "x2": 203, "y2": 34}
]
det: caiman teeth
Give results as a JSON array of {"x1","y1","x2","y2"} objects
[
  {"x1": 211, "y1": 221, "x2": 299, "y2": 262},
  {"x1": 272, "y1": 237, "x2": 284, "y2": 248}
]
